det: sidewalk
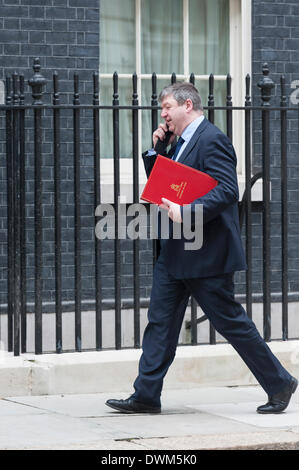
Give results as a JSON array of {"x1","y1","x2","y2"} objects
[{"x1": 1, "y1": 384, "x2": 299, "y2": 450}]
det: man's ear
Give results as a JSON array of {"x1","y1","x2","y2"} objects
[{"x1": 185, "y1": 98, "x2": 193, "y2": 113}]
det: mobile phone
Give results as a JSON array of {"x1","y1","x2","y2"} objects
[
  {"x1": 161, "y1": 129, "x2": 173, "y2": 147},
  {"x1": 155, "y1": 127, "x2": 173, "y2": 151}
]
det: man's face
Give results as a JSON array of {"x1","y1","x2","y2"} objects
[{"x1": 160, "y1": 94, "x2": 188, "y2": 136}]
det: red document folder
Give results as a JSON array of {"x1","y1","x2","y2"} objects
[{"x1": 141, "y1": 155, "x2": 218, "y2": 206}]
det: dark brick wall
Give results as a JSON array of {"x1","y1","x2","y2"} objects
[
  {"x1": 0, "y1": 0, "x2": 99, "y2": 97},
  {"x1": 0, "y1": 0, "x2": 101, "y2": 309},
  {"x1": 250, "y1": 0, "x2": 299, "y2": 297}
]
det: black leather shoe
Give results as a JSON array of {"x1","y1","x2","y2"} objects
[
  {"x1": 105, "y1": 398, "x2": 161, "y2": 414},
  {"x1": 257, "y1": 377, "x2": 298, "y2": 414}
]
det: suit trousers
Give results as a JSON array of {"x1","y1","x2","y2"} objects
[{"x1": 130, "y1": 256, "x2": 292, "y2": 407}]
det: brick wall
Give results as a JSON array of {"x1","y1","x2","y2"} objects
[
  {"x1": 0, "y1": 0, "x2": 101, "y2": 308},
  {"x1": 250, "y1": 0, "x2": 299, "y2": 298},
  {"x1": 0, "y1": 0, "x2": 99, "y2": 99}
]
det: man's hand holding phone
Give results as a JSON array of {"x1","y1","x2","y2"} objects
[{"x1": 153, "y1": 123, "x2": 175, "y2": 155}]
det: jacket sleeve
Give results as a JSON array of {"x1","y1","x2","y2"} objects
[
  {"x1": 142, "y1": 151, "x2": 158, "y2": 178},
  {"x1": 142, "y1": 145, "x2": 175, "y2": 178},
  {"x1": 180, "y1": 132, "x2": 239, "y2": 225}
]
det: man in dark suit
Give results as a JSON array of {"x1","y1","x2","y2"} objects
[{"x1": 106, "y1": 82, "x2": 297, "y2": 415}]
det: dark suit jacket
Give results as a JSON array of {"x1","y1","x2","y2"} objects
[{"x1": 142, "y1": 117, "x2": 246, "y2": 279}]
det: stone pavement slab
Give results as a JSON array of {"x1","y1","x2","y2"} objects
[
  {"x1": 0, "y1": 385, "x2": 298, "y2": 450},
  {"x1": 191, "y1": 402, "x2": 299, "y2": 428},
  {"x1": 4, "y1": 384, "x2": 267, "y2": 417}
]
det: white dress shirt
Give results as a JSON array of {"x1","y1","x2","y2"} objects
[{"x1": 174, "y1": 114, "x2": 205, "y2": 162}]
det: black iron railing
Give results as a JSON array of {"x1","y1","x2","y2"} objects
[{"x1": 0, "y1": 58, "x2": 298, "y2": 355}]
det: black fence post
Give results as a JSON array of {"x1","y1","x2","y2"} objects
[
  {"x1": 12, "y1": 72, "x2": 21, "y2": 356},
  {"x1": 5, "y1": 76, "x2": 14, "y2": 352},
  {"x1": 132, "y1": 72, "x2": 140, "y2": 348},
  {"x1": 151, "y1": 73, "x2": 159, "y2": 265},
  {"x1": 73, "y1": 73, "x2": 82, "y2": 352},
  {"x1": 207, "y1": 75, "x2": 216, "y2": 344},
  {"x1": 189, "y1": 74, "x2": 198, "y2": 345},
  {"x1": 151, "y1": 72, "x2": 158, "y2": 139},
  {"x1": 113, "y1": 72, "x2": 121, "y2": 349},
  {"x1": 245, "y1": 74, "x2": 253, "y2": 320},
  {"x1": 53, "y1": 71, "x2": 62, "y2": 353},
  {"x1": 208, "y1": 74, "x2": 214, "y2": 124},
  {"x1": 280, "y1": 75, "x2": 288, "y2": 340},
  {"x1": 93, "y1": 71, "x2": 102, "y2": 351},
  {"x1": 28, "y1": 58, "x2": 47, "y2": 354},
  {"x1": 258, "y1": 63, "x2": 274, "y2": 342},
  {"x1": 226, "y1": 74, "x2": 233, "y2": 140},
  {"x1": 19, "y1": 73, "x2": 27, "y2": 353}
]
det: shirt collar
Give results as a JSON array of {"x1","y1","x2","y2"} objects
[{"x1": 180, "y1": 115, "x2": 205, "y2": 143}]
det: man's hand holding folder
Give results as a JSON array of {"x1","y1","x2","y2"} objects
[{"x1": 160, "y1": 197, "x2": 182, "y2": 223}]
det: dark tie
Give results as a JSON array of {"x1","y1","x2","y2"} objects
[{"x1": 172, "y1": 136, "x2": 185, "y2": 160}]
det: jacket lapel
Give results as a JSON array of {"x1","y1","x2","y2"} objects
[{"x1": 177, "y1": 117, "x2": 209, "y2": 165}]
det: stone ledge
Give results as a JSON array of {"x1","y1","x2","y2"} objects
[{"x1": 0, "y1": 340, "x2": 298, "y2": 397}]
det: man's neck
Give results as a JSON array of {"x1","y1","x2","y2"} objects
[{"x1": 180, "y1": 112, "x2": 203, "y2": 136}]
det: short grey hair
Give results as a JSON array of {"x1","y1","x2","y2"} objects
[{"x1": 159, "y1": 82, "x2": 203, "y2": 111}]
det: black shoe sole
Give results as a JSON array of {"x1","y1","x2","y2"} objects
[
  {"x1": 257, "y1": 378, "x2": 298, "y2": 414},
  {"x1": 105, "y1": 401, "x2": 161, "y2": 414},
  {"x1": 292, "y1": 378, "x2": 298, "y2": 394}
]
